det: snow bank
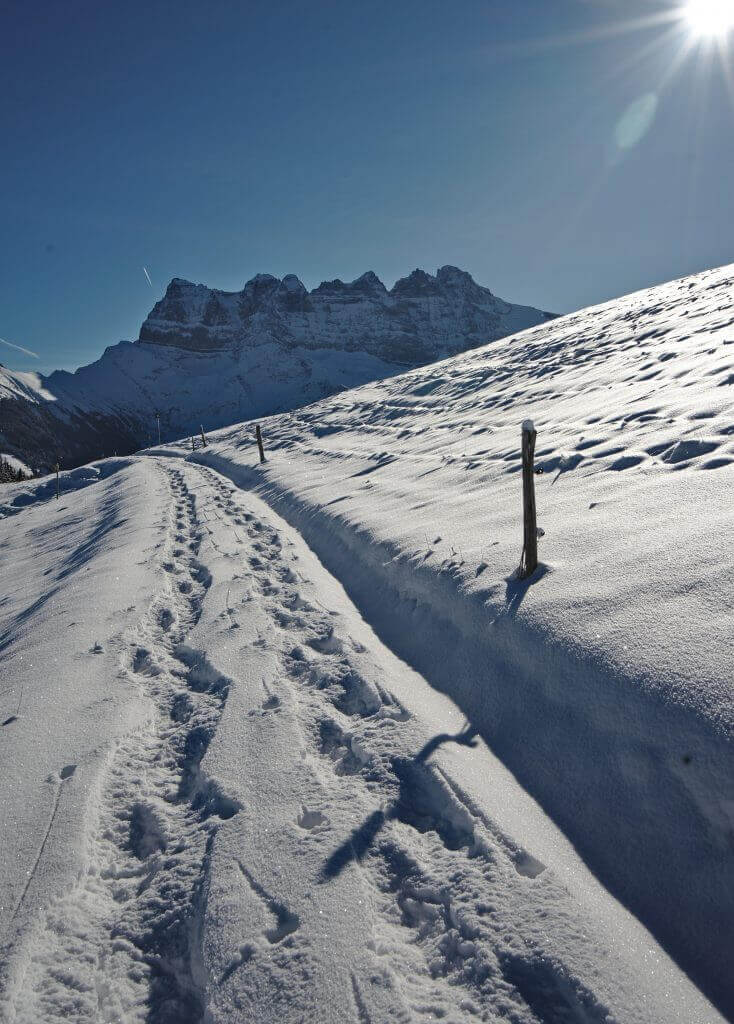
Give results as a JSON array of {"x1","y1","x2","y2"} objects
[
  {"x1": 0, "y1": 458, "x2": 133, "y2": 519},
  {"x1": 185, "y1": 260, "x2": 734, "y2": 1015},
  {"x1": 0, "y1": 461, "x2": 165, "y2": 1002}
]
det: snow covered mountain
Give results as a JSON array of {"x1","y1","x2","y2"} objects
[
  {"x1": 0, "y1": 267, "x2": 554, "y2": 473},
  {"x1": 1, "y1": 261, "x2": 732, "y2": 1023}
]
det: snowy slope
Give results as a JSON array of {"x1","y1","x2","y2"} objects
[
  {"x1": 0, "y1": 267, "x2": 553, "y2": 473},
  {"x1": 0, "y1": 458, "x2": 725, "y2": 1024},
  {"x1": 0, "y1": 261, "x2": 732, "y2": 1023},
  {"x1": 174, "y1": 261, "x2": 733, "y2": 1015}
]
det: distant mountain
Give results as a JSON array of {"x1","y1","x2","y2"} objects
[{"x1": 0, "y1": 267, "x2": 554, "y2": 472}]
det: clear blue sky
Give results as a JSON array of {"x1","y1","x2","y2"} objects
[{"x1": 1, "y1": 0, "x2": 732, "y2": 373}]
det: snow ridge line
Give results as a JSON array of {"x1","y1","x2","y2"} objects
[
  {"x1": 190, "y1": 451, "x2": 734, "y2": 1019},
  {"x1": 4, "y1": 463, "x2": 239, "y2": 1024}
]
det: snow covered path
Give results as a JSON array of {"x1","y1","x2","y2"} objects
[
  {"x1": 1, "y1": 462, "x2": 232, "y2": 1021},
  {"x1": 178, "y1": 460, "x2": 724, "y2": 1024},
  {"x1": 3, "y1": 455, "x2": 723, "y2": 1022}
]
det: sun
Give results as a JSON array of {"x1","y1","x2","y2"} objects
[{"x1": 684, "y1": 0, "x2": 734, "y2": 36}]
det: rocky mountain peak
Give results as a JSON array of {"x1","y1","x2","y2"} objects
[
  {"x1": 391, "y1": 268, "x2": 441, "y2": 298},
  {"x1": 136, "y1": 266, "x2": 553, "y2": 359},
  {"x1": 352, "y1": 271, "x2": 387, "y2": 295},
  {"x1": 436, "y1": 265, "x2": 484, "y2": 291}
]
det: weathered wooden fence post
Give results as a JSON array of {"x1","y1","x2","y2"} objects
[
  {"x1": 255, "y1": 424, "x2": 266, "y2": 464},
  {"x1": 55, "y1": 462, "x2": 60, "y2": 500},
  {"x1": 200, "y1": 425, "x2": 208, "y2": 448},
  {"x1": 520, "y1": 420, "x2": 538, "y2": 579}
]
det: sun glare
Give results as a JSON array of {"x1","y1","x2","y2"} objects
[{"x1": 685, "y1": 0, "x2": 734, "y2": 36}]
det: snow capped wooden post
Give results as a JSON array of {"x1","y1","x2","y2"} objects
[
  {"x1": 256, "y1": 424, "x2": 266, "y2": 464},
  {"x1": 520, "y1": 420, "x2": 538, "y2": 579},
  {"x1": 55, "y1": 462, "x2": 60, "y2": 500},
  {"x1": 200, "y1": 425, "x2": 208, "y2": 448}
]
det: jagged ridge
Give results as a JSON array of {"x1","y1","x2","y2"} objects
[
  {"x1": 138, "y1": 266, "x2": 554, "y2": 362},
  {"x1": 0, "y1": 266, "x2": 554, "y2": 473}
]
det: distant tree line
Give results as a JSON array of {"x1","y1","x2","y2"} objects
[{"x1": 0, "y1": 456, "x2": 30, "y2": 484}]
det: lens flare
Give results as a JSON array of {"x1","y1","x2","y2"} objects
[{"x1": 685, "y1": 0, "x2": 734, "y2": 36}]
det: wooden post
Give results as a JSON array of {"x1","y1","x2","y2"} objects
[
  {"x1": 520, "y1": 420, "x2": 538, "y2": 579},
  {"x1": 200, "y1": 425, "x2": 207, "y2": 448},
  {"x1": 155, "y1": 412, "x2": 161, "y2": 446},
  {"x1": 255, "y1": 424, "x2": 266, "y2": 464},
  {"x1": 55, "y1": 462, "x2": 60, "y2": 500},
  {"x1": 191, "y1": 436, "x2": 195, "y2": 451}
]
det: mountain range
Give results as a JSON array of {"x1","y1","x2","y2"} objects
[{"x1": 0, "y1": 266, "x2": 554, "y2": 472}]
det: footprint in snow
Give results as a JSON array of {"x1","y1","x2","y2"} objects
[
  {"x1": 297, "y1": 807, "x2": 330, "y2": 831},
  {"x1": 249, "y1": 693, "x2": 282, "y2": 717}
]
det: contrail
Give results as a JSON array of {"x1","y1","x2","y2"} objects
[
  {"x1": 143, "y1": 266, "x2": 153, "y2": 287},
  {"x1": 0, "y1": 337, "x2": 39, "y2": 358}
]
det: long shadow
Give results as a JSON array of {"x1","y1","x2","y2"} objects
[
  {"x1": 0, "y1": 586, "x2": 61, "y2": 655},
  {"x1": 320, "y1": 725, "x2": 477, "y2": 881},
  {"x1": 350, "y1": 455, "x2": 397, "y2": 477},
  {"x1": 0, "y1": 487, "x2": 127, "y2": 654},
  {"x1": 54, "y1": 485, "x2": 128, "y2": 582},
  {"x1": 503, "y1": 563, "x2": 549, "y2": 617}
]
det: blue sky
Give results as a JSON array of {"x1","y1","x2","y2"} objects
[{"x1": 1, "y1": 0, "x2": 733, "y2": 373}]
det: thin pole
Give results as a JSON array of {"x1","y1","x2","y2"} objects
[
  {"x1": 55, "y1": 462, "x2": 60, "y2": 500},
  {"x1": 256, "y1": 424, "x2": 266, "y2": 464},
  {"x1": 156, "y1": 413, "x2": 161, "y2": 446},
  {"x1": 520, "y1": 421, "x2": 538, "y2": 579}
]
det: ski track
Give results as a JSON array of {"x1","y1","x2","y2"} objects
[{"x1": 4, "y1": 457, "x2": 698, "y2": 1022}]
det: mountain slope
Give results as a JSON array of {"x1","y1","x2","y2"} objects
[
  {"x1": 0, "y1": 262, "x2": 731, "y2": 1022},
  {"x1": 162, "y1": 259, "x2": 733, "y2": 1016},
  {"x1": 0, "y1": 267, "x2": 553, "y2": 473}
]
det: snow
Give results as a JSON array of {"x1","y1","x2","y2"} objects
[
  {"x1": 0, "y1": 455, "x2": 31, "y2": 479},
  {"x1": 0, "y1": 266, "x2": 552, "y2": 472},
  {"x1": 0, "y1": 459, "x2": 134, "y2": 519},
  {"x1": 1, "y1": 260, "x2": 732, "y2": 1022}
]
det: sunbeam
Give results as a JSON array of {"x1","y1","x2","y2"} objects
[{"x1": 684, "y1": 0, "x2": 734, "y2": 36}]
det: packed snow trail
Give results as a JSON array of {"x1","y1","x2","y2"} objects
[
  {"x1": 0, "y1": 456, "x2": 726, "y2": 1022},
  {"x1": 170, "y1": 461, "x2": 724, "y2": 1024},
  {"x1": 2, "y1": 464, "x2": 241, "y2": 1022},
  {"x1": 1, "y1": 460, "x2": 162, "y2": 993}
]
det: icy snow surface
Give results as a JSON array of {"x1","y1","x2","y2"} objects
[{"x1": 1, "y1": 261, "x2": 733, "y2": 1022}]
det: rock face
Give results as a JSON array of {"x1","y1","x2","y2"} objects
[
  {"x1": 139, "y1": 267, "x2": 553, "y2": 363},
  {"x1": 0, "y1": 267, "x2": 554, "y2": 473}
]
